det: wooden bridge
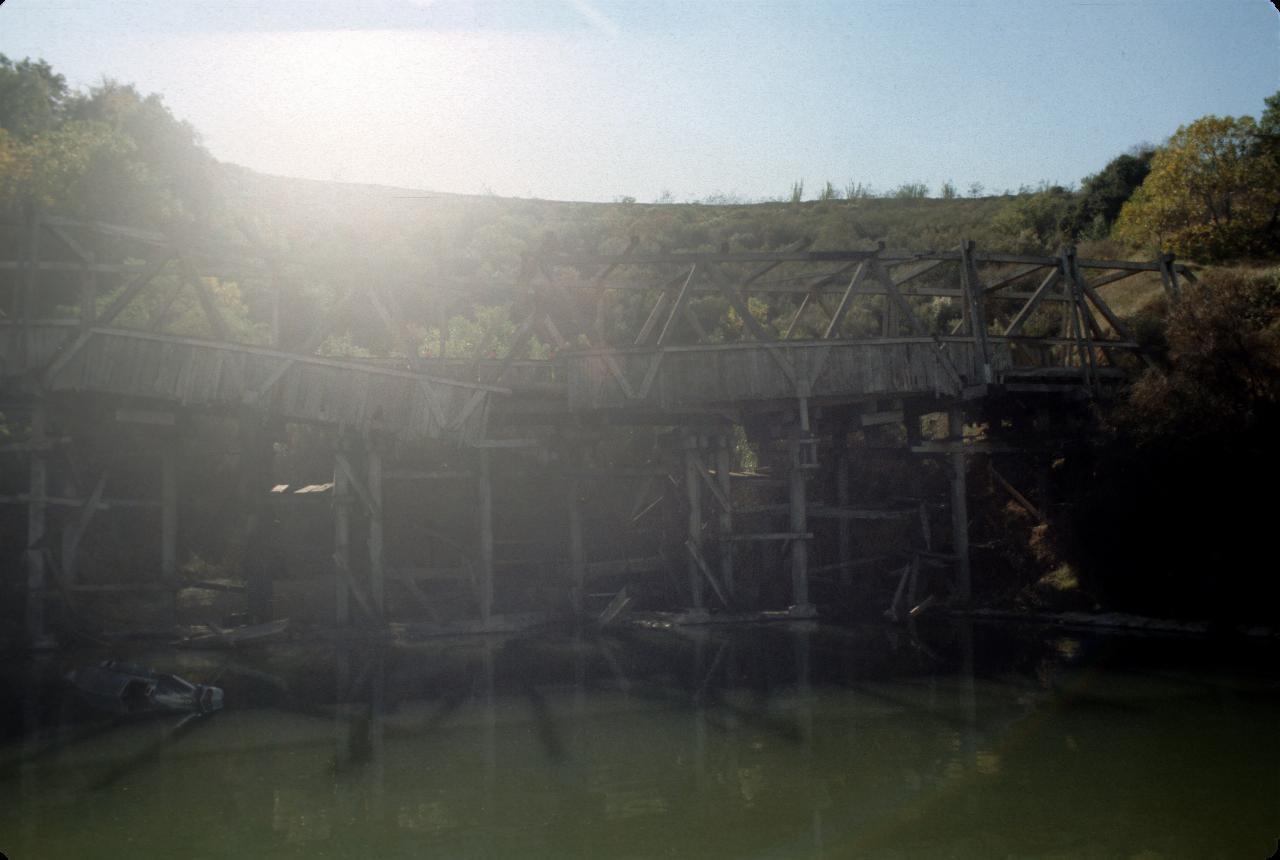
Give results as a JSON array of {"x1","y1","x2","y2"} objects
[{"x1": 0, "y1": 213, "x2": 1194, "y2": 645}]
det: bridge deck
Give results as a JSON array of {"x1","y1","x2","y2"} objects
[{"x1": 2, "y1": 324, "x2": 502, "y2": 444}]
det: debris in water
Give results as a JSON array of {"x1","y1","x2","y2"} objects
[{"x1": 66, "y1": 660, "x2": 224, "y2": 714}]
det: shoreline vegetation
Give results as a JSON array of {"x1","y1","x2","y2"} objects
[{"x1": 2, "y1": 55, "x2": 1278, "y2": 635}]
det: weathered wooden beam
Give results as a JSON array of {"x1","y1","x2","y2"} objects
[
  {"x1": 477, "y1": 448, "x2": 494, "y2": 624},
  {"x1": 684, "y1": 437, "x2": 704, "y2": 611},
  {"x1": 181, "y1": 257, "x2": 232, "y2": 342},
  {"x1": 367, "y1": 445, "x2": 385, "y2": 617},
  {"x1": 684, "y1": 538, "x2": 730, "y2": 609},
  {"x1": 823, "y1": 262, "x2": 870, "y2": 339},
  {"x1": 714, "y1": 435, "x2": 735, "y2": 598},
  {"x1": 657, "y1": 265, "x2": 698, "y2": 348},
  {"x1": 26, "y1": 403, "x2": 48, "y2": 647},
  {"x1": 960, "y1": 241, "x2": 993, "y2": 383},
  {"x1": 989, "y1": 464, "x2": 1044, "y2": 522},
  {"x1": 161, "y1": 439, "x2": 178, "y2": 579},
  {"x1": 789, "y1": 425, "x2": 811, "y2": 612},
  {"x1": 982, "y1": 263, "x2": 1047, "y2": 294},
  {"x1": 333, "y1": 446, "x2": 352, "y2": 626},
  {"x1": 724, "y1": 532, "x2": 814, "y2": 541},
  {"x1": 634, "y1": 290, "x2": 672, "y2": 347},
  {"x1": 948, "y1": 406, "x2": 971, "y2": 605},
  {"x1": 567, "y1": 468, "x2": 586, "y2": 613},
  {"x1": 707, "y1": 264, "x2": 773, "y2": 341},
  {"x1": 1003, "y1": 267, "x2": 1062, "y2": 337},
  {"x1": 782, "y1": 291, "x2": 813, "y2": 340}
]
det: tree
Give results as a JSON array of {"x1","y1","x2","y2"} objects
[
  {"x1": 1067, "y1": 147, "x2": 1154, "y2": 239},
  {"x1": 990, "y1": 185, "x2": 1076, "y2": 252},
  {"x1": 1115, "y1": 111, "x2": 1280, "y2": 261},
  {"x1": 0, "y1": 56, "x2": 67, "y2": 139}
]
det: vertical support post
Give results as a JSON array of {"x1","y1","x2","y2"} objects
[
  {"x1": 1157, "y1": 252, "x2": 1181, "y2": 302},
  {"x1": 567, "y1": 471, "x2": 586, "y2": 614},
  {"x1": 26, "y1": 403, "x2": 49, "y2": 648},
  {"x1": 269, "y1": 264, "x2": 282, "y2": 348},
  {"x1": 160, "y1": 435, "x2": 178, "y2": 580},
  {"x1": 683, "y1": 434, "x2": 704, "y2": 612},
  {"x1": 334, "y1": 441, "x2": 351, "y2": 626},
  {"x1": 834, "y1": 421, "x2": 852, "y2": 591},
  {"x1": 477, "y1": 448, "x2": 494, "y2": 625},
  {"x1": 948, "y1": 405, "x2": 971, "y2": 605},
  {"x1": 367, "y1": 443, "x2": 384, "y2": 618},
  {"x1": 79, "y1": 250, "x2": 97, "y2": 329},
  {"x1": 437, "y1": 296, "x2": 449, "y2": 358},
  {"x1": 1064, "y1": 247, "x2": 1099, "y2": 393},
  {"x1": 20, "y1": 209, "x2": 41, "y2": 367},
  {"x1": 714, "y1": 433, "x2": 734, "y2": 599},
  {"x1": 960, "y1": 240, "x2": 992, "y2": 384},
  {"x1": 788, "y1": 423, "x2": 813, "y2": 616}
]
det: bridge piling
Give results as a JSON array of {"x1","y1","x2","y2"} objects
[
  {"x1": 25, "y1": 402, "x2": 50, "y2": 649},
  {"x1": 948, "y1": 405, "x2": 972, "y2": 605}
]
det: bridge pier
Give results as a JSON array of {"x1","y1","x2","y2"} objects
[
  {"x1": 948, "y1": 405, "x2": 972, "y2": 605},
  {"x1": 567, "y1": 450, "x2": 586, "y2": 615},
  {"x1": 333, "y1": 438, "x2": 352, "y2": 626},
  {"x1": 683, "y1": 433, "x2": 705, "y2": 615},
  {"x1": 477, "y1": 447, "x2": 494, "y2": 626},
  {"x1": 714, "y1": 432, "x2": 735, "y2": 601},
  {"x1": 833, "y1": 419, "x2": 853, "y2": 593},
  {"x1": 788, "y1": 414, "x2": 816, "y2": 618},
  {"x1": 25, "y1": 402, "x2": 51, "y2": 649}
]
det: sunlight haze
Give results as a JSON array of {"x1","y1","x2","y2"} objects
[{"x1": 2, "y1": 1, "x2": 1277, "y2": 199}]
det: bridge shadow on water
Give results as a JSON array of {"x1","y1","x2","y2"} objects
[{"x1": 1, "y1": 620, "x2": 1279, "y2": 858}]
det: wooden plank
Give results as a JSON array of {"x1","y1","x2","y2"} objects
[
  {"x1": 335, "y1": 452, "x2": 381, "y2": 520},
  {"x1": 982, "y1": 263, "x2": 1047, "y2": 294},
  {"x1": 1083, "y1": 269, "x2": 1141, "y2": 291},
  {"x1": 368, "y1": 446, "x2": 384, "y2": 616},
  {"x1": 684, "y1": 539, "x2": 730, "y2": 609},
  {"x1": 1003, "y1": 267, "x2": 1062, "y2": 337},
  {"x1": 61, "y1": 471, "x2": 106, "y2": 584},
  {"x1": 90, "y1": 255, "x2": 172, "y2": 327},
  {"x1": 26, "y1": 404, "x2": 47, "y2": 646},
  {"x1": 989, "y1": 464, "x2": 1044, "y2": 522},
  {"x1": 782, "y1": 291, "x2": 813, "y2": 340},
  {"x1": 181, "y1": 257, "x2": 232, "y2": 341},
  {"x1": 948, "y1": 406, "x2": 971, "y2": 605},
  {"x1": 161, "y1": 440, "x2": 178, "y2": 579},
  {"x1": 383, "y1": 469, "x2": 474, "y2": 480},
  {"x1": 0, "y1": 494, "x2": 160, "y2": 508},
  {"x1": 692, "y1": 454, "x2": 731, "y2": 512},
  {"x1": 684, "y1": 440, "x2": 703, "y2": 611},
  {"x1": 634, "y1": 290, "x2": 671, "y2": 347},
  {"x1": 477, "y1": 449, "x2": 494, "y2": 624},
  {"x1": 707, "y1": 264, "x2": 772, "y2": 341},
  {"x1": 568, "y1": 472, "x2": 585, "y2": 612},
  {"x1": 960, "y1": 240, "x2": 992, "y2": 383},
  {"x1": 808, "y1": 505, "x2": 916, "y2": 520},
  {"x1": 597, "y1": 585, "x2": 632, "y2": 627},
  {"x1": 724, "y1": 532, "x2": 814, "y2": 541},
  {"x1": 333, "y1": 447, "x2": 351, "y2": 625},
  {"x1": 715, "y1": 436, "x2": 735, "y2": 597},
  {"x1": 656, "y1": 265, "x2": 699, "y2": 347},
  {"x1": 822, "y1": 262, "x2": 869, "y2": 338}
]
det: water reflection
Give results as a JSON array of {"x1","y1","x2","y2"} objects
[{"x1": 1, "y1": 622, "x2": 1279, "y2": 858}]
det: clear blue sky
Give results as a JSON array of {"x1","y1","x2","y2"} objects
[{"x1": 2, "y1": 0, "x2": 1277, "y2": 202}]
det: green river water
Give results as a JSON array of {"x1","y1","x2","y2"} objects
[{"x1": 1, "y1": 621, "x2": 1277, "y2": 859}]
